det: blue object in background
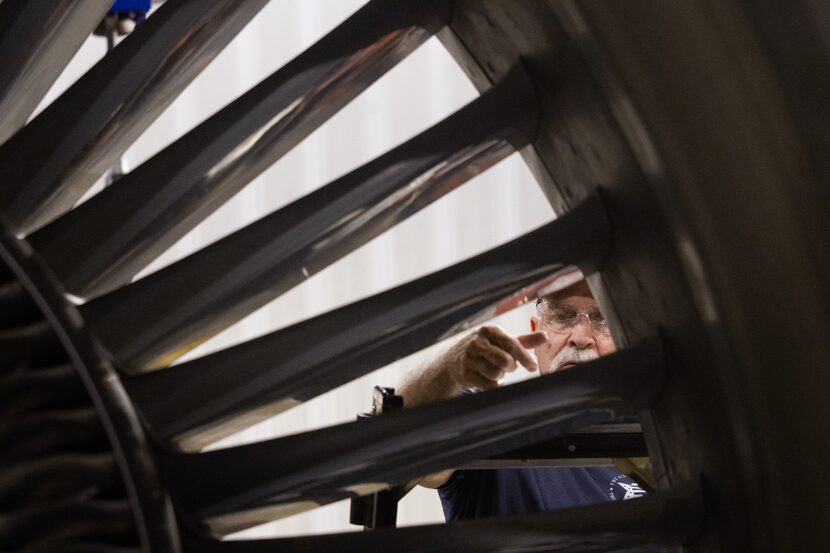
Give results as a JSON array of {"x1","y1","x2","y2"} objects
[{"x1": 109, "y1": 0, "x2": 152, "y2": 15}]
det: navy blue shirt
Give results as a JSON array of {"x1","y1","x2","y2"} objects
[
  {"x1": 436, "y1": 389, "x2": 660, "y2": 551},
  {"x1": 438, "y1": 466, "x2": 647, "y2": 521}
]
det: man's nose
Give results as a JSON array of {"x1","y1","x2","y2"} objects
[{"x1": 568, "y1": 317, "x2": 596, "y2": 349}]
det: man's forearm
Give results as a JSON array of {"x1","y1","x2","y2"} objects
[
  {"x1": 398, "y1": 326, "x2": 543, "y2": 408},
  {"x1": 396, "y1": 353, "x2": 462, "y2": 490},
  {"x1": 397, "y1": 355, "x2": 461, "y2": 408},
  {"x1": 396, "y1": 326, "x2": 543, "y2": 490}
]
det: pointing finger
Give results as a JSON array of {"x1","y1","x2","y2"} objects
[
  {"x1": 478, "y1": 326, "x2": 539, "y2": 372},
  {"x1": 518, "y1": 331, "x2": 548, "y2": 349}
]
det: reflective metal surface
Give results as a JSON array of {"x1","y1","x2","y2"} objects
[
  {"x1": 81, "y1": 65, "x2": 538, "y2": 374},
  {"x1": 0, "y1": 364, "x2": 86, "y2": 418},
  {"x1": 0, "y1": 0, "x2": 112, "y2": 146},
  {"x1": 0, "y1": 0, "x2": 269, "y2": 234},
  {"x1": 462, "y1": 424, "x2": 647, "y2": 469},
  {"x1": 160, "y1": 338, "x2": 664, "y2": 535},
  {"x1": 0, "y1": 408, "x2": 104, "y2": 466},
  {"x1": 0, "y1": 226, "x2": 179, "y2": 552},
  {"x1": 30, "y1": 0, "x2": 449, "y2": 298},
  {"x1": 1, "y1": 499, "x2": 135, "y2": 551},
  {"x1": 125, "y1": 194, "x2": 610, "y2": 449},
  {"x1": 0, "y1": 453, "x2": 118, "y2": 509},
  {"x1": 0, "y1": 280, "x2": 39, "y2": 327},
  {"x1": 182, "y1": 482, "x2": 701, "y2": 553},
  {"x1": 2, "y1": 0, "x2": 828, "y2": 551}
]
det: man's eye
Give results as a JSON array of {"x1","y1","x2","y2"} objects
[
  {"x1": 552, "y1": 306, "x2": 576, "y2": 322},
  {"x1": 589, "y1": 310, "x2": 605, "y2": 323}
]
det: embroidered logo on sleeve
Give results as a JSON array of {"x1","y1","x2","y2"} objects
[
  {"x1": 608, "y1": 474, "x2": 647, "y2": 501},
  {"x1": 617, "y1": 481, "x2": 647, "y2": 500}
]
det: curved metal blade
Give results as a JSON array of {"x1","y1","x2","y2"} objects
[
  {"x1": 0, "y1": 0, "x2": 269, "y2": 234},
  {"x1": 30, "y1": 0, "x2": 450, "y2": 297},
  {"x1": 81, "y1": 65, "x2": 538, "y2": 373},
  {"x1": 160, "y1": 338, "x2": 664, "y2": 535},
  {"x1": 125, "y1": 194, "x2": 609, "y2": 449}
]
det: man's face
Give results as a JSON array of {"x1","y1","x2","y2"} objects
[{"x1": 530, "y1": 281, "x2": 616, "y2": 375}]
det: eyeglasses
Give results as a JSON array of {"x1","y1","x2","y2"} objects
[{"x1": 537, "y1": 302, "x2": 611, "y2": 335}]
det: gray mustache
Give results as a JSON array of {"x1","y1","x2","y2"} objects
[{"x1": 551, "y1": 346, "x2": 599, "y2": 370}]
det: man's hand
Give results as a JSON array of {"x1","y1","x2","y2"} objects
[
  {"x1": 398, "y1": 325, "x2": 547, "y2": 489},
  {"x1": 440, "y1": 325, "x2": 547, "y2": 391},
  {"x1": 399, "y1": 325, "x2": 548, "y2": 409}
]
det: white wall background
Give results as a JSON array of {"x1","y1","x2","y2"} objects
[{"x1": 37, "y1": 0, "x2": 556, "y2": 540}]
